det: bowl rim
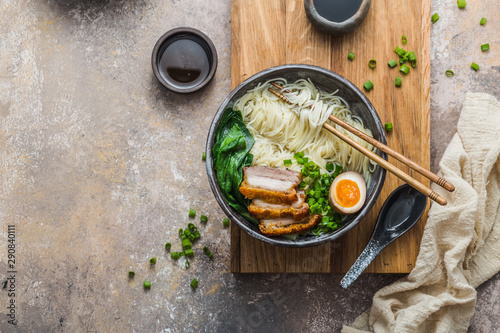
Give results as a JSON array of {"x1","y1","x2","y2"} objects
[
  {"x1": 206, "y1": 64, "x2": 387, "y2": 248},
  {"x1": 151, "y1": 27, "x2": 218, "y2": 94}
]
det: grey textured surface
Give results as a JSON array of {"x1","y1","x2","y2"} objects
[{"x1": 0, "y1": 0, "x2": 498, "y2": 332}]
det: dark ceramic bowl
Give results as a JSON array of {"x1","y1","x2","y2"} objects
[
  {"x1": 206, "y1": 64, "x2": 387, "y2": 247},
  {"x1": 304, "y1": 0, "x2": 371, "y2": 36},
  {"x1": 151, "y1": 27, "x2": 217, "y2": 93}
]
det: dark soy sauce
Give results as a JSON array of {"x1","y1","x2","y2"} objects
[
  {"x1": 313, "y1": 0, "x2": 363, "y2": 23},
  {"x1": 158, "y1": 38, "x2": 210, "y2": 89}
]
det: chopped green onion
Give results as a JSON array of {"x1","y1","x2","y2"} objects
[
  {"x1": 431, "y1": 13, "x2": 440, "y2": 23},
  {"x1": 325, "y1": 163, "x2": 334, "y2": 171},
  {"x1": 481, "y1": 43, "x2": 489, "y2": 52},
  {"x1": 385, "y1": 123, "x2": 393, "y2": 132},
  {"x1": 395, "y1": 76, "x2": 402, "y2": 87},
  {"x1": 188, "y1": 209, "x2": 196, "y2": 217},
  {"x1": 445, "y1": 70, "x2": 454, "y2": 76},
  {"x1": 368, "y1": 59, "x2": 377, "y2": 68},
  {"x1": 200, "y1": 215, "x2": 208, "y2": 223},
  {"x1": 395, "y1": 46, "x2": 402, "y2": 53},
  {"x1": 185, "y1": 260, "x2": 190, "y2": 268},
  {"x1": 400, "y1": 65, "x2": 410, "y2": 75},
  {"x1": 296, "y1": 157, "x2": 304, "y2": 164},
  {"x1": 188, "y1": 223, "x2": 196, "y2": 231},
  {"x1": 401, "y1": 35, "x2": 407, "y2": 45},
  {"x1": 179, "y1": 252, "x2": 185, "y2": 257},
  {"x1": 480, "y1": 17, "x2": 486, "y2": 25},
  {"x1": 185, "y1": 248, "x2": 194, "y2": 257},
  {"x1": 408, "y1": 51, "x2": 416, "y2": 62},
  {"x1": 178, "y1": 228, "x2": 184, "y2": 237},
  {"x1": 149, "y1": 257, "x2": 157, "y2": 265},
  {"x1": 348, "y1": 52, "x2": 355, "y2": 61},
  {"x1": 223, "y1": 218, "x2": 229, "y2": 227},
  {"x1": 184, "y1": 228, "x2": 192, "y2": 237},
  {"x1": 293, "y1": 152, "x2": 304, "y2": 159},
  {"x1": 191, "y1": 278, "x2": 198, "y2": 289},
  {"x1": 188, "y1": 234, "x2": 195, "y2": 242},
  {"x1": 363, "y1": 80, "x2": 373, "y2": 91},
  {"x1": 457, "y1": 0, "x2": 466, "y2": 8},
  {"x1": 302, "y1": 157, "x2": 308, "y2": 164},
  {"x1": 193, "y1": 230, "x2": 201, "y2": 239},
  {"x1": 388, "y1": 59, "x2": 398, "y2": 68},
  {"x1": 144, "y1": 281, "x2": 151, "y2": 289},
  {"x1": 202, "y1": 152, "x2": 206, "y2": 160},
  {"x1": 165, "y1": 242, "x2": 171, "y2": 250},
  {"x1": 471, "y1": 62, "x2": 479, "y2": 71},
  {"x1": 171, "y1": 252, "x2": 180, "y2": 259},
  {"x1": 128, "y1": 271, "x2": 135, "y2": 278},
  {"x1": 299, "y1": 181, "x2": 307, "y2": 189},
  {"x1": 283, "y1": 159, "x2": 292, "y2": 166},
  {"x1": 182, "y1": 239, "x2": 192, "y2": 249},
  {"x1": 396, "y1": 47, "x2": 406, "y2": 58},
  {"x1": 203, "y1": 246, "x2": 213, "y2": 258}
]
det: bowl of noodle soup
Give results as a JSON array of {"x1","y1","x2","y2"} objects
[{"x1": 206, "y1": 64, "x2": 387, "y2": 247}]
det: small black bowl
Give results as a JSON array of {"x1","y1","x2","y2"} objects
[
  {"x1": 206, "y1": 64, "x2": 387, "y2": 248},
  {"x1": 151, "y1": 27, "x2": 218, "y2": 93}
]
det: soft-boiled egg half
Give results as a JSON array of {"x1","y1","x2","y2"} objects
[{"x1": 329, "y1": 171, "x2": 367, "y2": 215}]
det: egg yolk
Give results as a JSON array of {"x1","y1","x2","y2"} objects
[{"x1": 335, "y1": 179, "x2": 360, "y2": 208}]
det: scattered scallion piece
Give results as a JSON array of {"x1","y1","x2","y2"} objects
[
  {"x1": 402, "y1": 35, "x2": 407, "y2": 45},
  {"x1": 395, "y1": 77, "x2": 402, "y2": 87},
  {"x1": 368, "y1": 59, "x2": 377, "y2": 68},
  {"x1": 283, "y1": 159, "x2": 292, "y2": 166},
  {"x1": 182, "y1": 239, "x2": 192, "y2": 250},
  {"x1": 188, "y1": 209, "x2": 196, "y2": 217},
  {"x1": 178, "y1": 228, "x2": 184, "y2": 237},
  {"x1": 188, "y1": 223, "x2": 196, "y2": 231},
  {"x1": 200, "y1": 215, "x2": 208, "y2": 223},
  {"x1": 481, "y1": 43, "x2": 489, "y2": 52},
  {"x1": 385, "y1": 123, "x2": 393, "y2": 132},
  {"x1": 471, "y1": 62, "x2": 479, "y2": 71},
  {"x1": 203, "y1": 246, "x2": 213, "y2": 258},
  {"x1": 348, "y1": 52, "x2": 355, "y2": 61},
  {"x1": 480, "y1": 17, "x2": 486, "y2": 25},
  {"x1": 144, "y1": 281, "x2": 151, "y2": 289},
  {"x1": 293, "y1": 152, "x2": 304, "y2": 159},
  {"x1": 184, "y1": 228, "x2": 192, "y2": 237},
  {"x1": 191, "y1": 278, "x2": 198, "y2": 289},
  {"x1": 171, "y1": 252, "x2": 181, "y2": 259},
  {"x1": 128, "y1": 271, "x2": 135, "y2": 278},
  {"x1": 325, "y1": 163, "x2": 334, "y2": 171},
  {"x1": 179, "y1": 252, "x2": 185, "y2": 257},
  {"x1": 149, "y1": 257, "x2": 157, "y2": 265},
  {"x1": 185, "y1": 249, "x2": 194, "y2": 257},
  {"x1": 388, "y1": 59, "x2": 398, "y2": 68},
  {"x1": 445, "y1": 70, "x2": 455, "y2": 76},
  {"x1": 165, "y1": 242, "x2": 171, "y2": 250},
  {"x1": 202, "y1": 152, "x2": 206, "y2": 160},
  {"x1": 188, "y1": 234, "x2": 195, "y2": 242},
  {"x1": 431, "y1": 13, "x2": 440, "y2": 23},
  {"x1": 457, "y1": 0, "x2": 466, "y2": 8},
  {"x1": 193, "y1": 230, "x2": 201, "y2": 239},
  {"x1": 408, "y1": 52, "x2": 417, "y2": 68},
  {"x1": 185, "y1": 260, "x2": 190, "y2": 268},
  {"x1": 223, "y1": 218, "x2": 229, "y2": 227},
  {"x1": 400, "y1": 64, "x2": 410, "y2": 75},
  {"x1": 363, "y1": 80, "x2": 373, "y2": 91}
]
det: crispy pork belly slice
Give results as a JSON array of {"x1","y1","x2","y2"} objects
[
  {"x1": 258, "y1": 214, "x2": 321, "y2": 237},
  {"x1": 239, "y1": 166, "x2": 302, "y2": 204},
  {"x1": 248, "y1": 191, "x2": 309, "y2": 220}
]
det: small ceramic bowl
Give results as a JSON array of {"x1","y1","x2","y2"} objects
[
  {"x1": 206, "y1": 64, "x2": 387, "y2": 248},
  {"x1": 151, "y1": 27, "x2": 218, "y2": 93},
  {"x1": 304, "y1": 0, "x2": 371, "y2": 36}
]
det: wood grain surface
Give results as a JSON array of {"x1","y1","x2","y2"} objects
[{"x1": 231, "y1": 0, "x2": 431, "y2": 273}]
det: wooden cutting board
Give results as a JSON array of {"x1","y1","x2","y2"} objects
[{"x1": 230, "y1": 0, "x2": 430, "y2": 273}]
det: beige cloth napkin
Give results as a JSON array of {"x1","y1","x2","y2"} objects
[{"x1": 342, "y1": 93, "x2": 500, "y2": 333}]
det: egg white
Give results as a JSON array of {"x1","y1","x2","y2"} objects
[{"x1": 329, "y1": 171, "x2": 367, "y2": 215}]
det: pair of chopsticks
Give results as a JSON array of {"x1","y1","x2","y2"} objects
[{"x1": 268, "y1": 82, "x2": 454, "y2": 206}]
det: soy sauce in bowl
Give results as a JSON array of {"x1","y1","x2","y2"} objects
[{"x1": 313, "y1": 0, "x2": 363, "y2": 23}]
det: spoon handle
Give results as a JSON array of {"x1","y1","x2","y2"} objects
[{"x1": 340, "y1": 240, "x2": 385, "y2": 289}]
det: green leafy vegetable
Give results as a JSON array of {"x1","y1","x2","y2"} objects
[{"x1": 213, "y1": 109, "x2": 257, "y2": 223}]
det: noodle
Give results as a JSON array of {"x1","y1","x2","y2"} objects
[{"x1": 233, "y1": 78, "x2": 377, "y2": 183}]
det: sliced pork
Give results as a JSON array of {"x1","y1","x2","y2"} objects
[
  {"x1": 239, "y1": 166, "x2": 302, "y2": 204},
  {"x1": 259, "y1": 214, "x2": 321, "y2": 237},
  {"x1": 248, "y1": 190, "x2": 309, "y2": 220}
]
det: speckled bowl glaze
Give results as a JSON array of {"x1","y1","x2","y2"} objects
[
  {"x1": 304, "y1": 0, "x2": 371, "y2": 35},
  {"x1": 206, "y1": 64, "x2": 387, "y2": 248}
]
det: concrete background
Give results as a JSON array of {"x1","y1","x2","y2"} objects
[{"x1": 0, "y1": 0, "x2": 498, "y2": 332}]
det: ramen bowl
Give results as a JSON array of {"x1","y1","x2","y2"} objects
[{"x1": 206, "y1": 64, "x2": 387, "y2": 247}]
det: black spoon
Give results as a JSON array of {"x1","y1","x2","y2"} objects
[{"x1": 340, "y1": 183, "x2": 428, "y2": 289}]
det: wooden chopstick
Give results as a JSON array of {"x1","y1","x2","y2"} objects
[
  {"x1": 267, "y1": 84, "x2": 448, "y2": 206},
  {"x1": 270, "y1": 82, "x2": 454, "y2": 193}
]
